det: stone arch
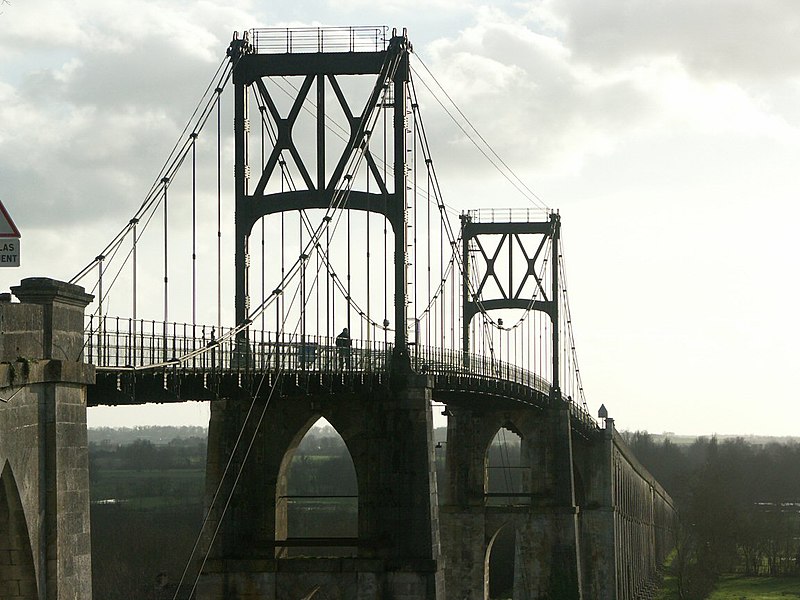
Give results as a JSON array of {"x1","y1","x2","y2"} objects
[
  {"x1": 484, "y1": 424, "x2": 529, "y2": 506},
  {"x1": 0, "y1": 461, "x2": 37, "y2": 600},
  {"x1": 275, "y1": 415, "x2": 358, "y2": 558},
  {"x1": 484, "y1": 524, "x2": 517, "y2": 600}
]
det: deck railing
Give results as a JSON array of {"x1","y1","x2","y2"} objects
[
  {"x1": 85, "y1": 316, "x2": 394, "y2": 373},
  {"x1": 249, "y1": 26, "x2": 389, "y2": 55},
  {"x1": 85, "y1": 315, "x2": 596, "y2": 427},
  {"x1": 86, "y1": 317, "x2": 546, "y2": 385}
]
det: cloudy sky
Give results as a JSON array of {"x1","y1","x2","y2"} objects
[{"x1": 1, "y1": 0, "x2": 798, "y2": 436}]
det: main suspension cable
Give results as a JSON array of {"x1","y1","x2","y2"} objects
[
  {"x1": 70, "y1": 56, "x2": 234, "y2": 286},
  {"x1": 412, "y1": 56, "x2": 548, "y2": 211}
]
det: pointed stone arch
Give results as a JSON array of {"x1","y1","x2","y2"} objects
[
  {"x1": 275, "y1": 416, "x2": 358, "y2": 558},
  {"x1": 0, "y1": 461, "x2": 37, "y2": 600},
  {"x1": 485, "y1": 524, "x2": 517, "y2": 600},
  {"x1": 484, "y1": 424, "x2": 529, "y2": 506}
]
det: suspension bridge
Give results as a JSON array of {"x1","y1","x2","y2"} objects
[{"x1": 0, "y1": 27, "x2": 674, "y2": 600}]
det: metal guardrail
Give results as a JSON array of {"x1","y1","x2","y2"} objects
[
  {"x1": 85, "y1": 316, "x2": 597, "y2": 427},
  {"x1": 466, "y1": 208, "x2": 552, "y2": 223},
  {"x1": 249, "y1": 27, "x2": 389, "y2": 54},
  {"x1": 86, "y1": 317, "x2": 547, "y2": 387},
  {"x1": 85, "y1": 316, "x2": 393, "y2": 374},
  {"x1": 411, "y1": 342, "x2": 551, "y2": 396}
]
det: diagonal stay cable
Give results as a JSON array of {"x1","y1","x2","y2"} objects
[
  {"x1": 557, "y1": 236, "x2": 589, "y2": 413},
  {"x1": 130, "y1": 42, "x2": 405, "y2": 370}
]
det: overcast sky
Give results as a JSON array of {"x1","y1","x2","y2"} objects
[{"x1": 1, "y1": 0, "x2": 798, "y2": 436}]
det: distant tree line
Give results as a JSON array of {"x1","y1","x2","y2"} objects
[
  {"x1": 288, "y1": 432, "x2": 357, "y2": 497},
  {"x1": 89, "y1": 426, "x2": 358, "y2": 598},
  {"x1": 90, "y1": 436, "x2": 207, "y2": 472},
  {"x1": 89, "y1": 425, "x2": 207, "y2": 445},
  {"x1": 625, "y1": 432, "x2": 800, "y2": 598}
]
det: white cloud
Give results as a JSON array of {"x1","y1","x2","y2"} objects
[
  {"x1": 418, "y1": 21, "x2": 656, "y2": 176},
  {"x1": 0, "y1": 0, "x2": 255, "y2": 232},
  {"x1": 551, "y1": 0, "x2": 800, "y2": 81},
  {"x1": 1, "y1": 0, "x2": 799, "y2": 434},
  {"x1": 326, "y1": 0, "x2": 477, "y2": 12}
]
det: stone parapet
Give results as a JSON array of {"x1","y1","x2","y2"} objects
[{"x1": 6, "y1": 277, "x2": 93, "y2": 362}]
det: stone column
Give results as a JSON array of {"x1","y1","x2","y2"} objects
[
  {"x1": 0, "y1": 278, "x2": 95, "y2": 600},
  {"x1": 519, "y1": 402, "x2": 583, "y2": 600},
  {"x1": 367, "y1": 372, "x2": 441, "y2": 599},
  {"x1": 439, "y1": 408, "x2": 488, "y2": 600}
]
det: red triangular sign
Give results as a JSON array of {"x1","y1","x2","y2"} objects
[{"x1": 0, "y1": 200, "x2": 20, "y2": 238}]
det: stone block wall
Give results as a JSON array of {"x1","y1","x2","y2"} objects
[
  {"x1": 609, "y1": 426, "x2": 676, "y2": 600},
  {"x1": 0, "y1": 278, "x2": 94, "y2": 600}
]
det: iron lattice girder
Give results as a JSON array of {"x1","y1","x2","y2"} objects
[
  {"x1": 462, "y1": 217, "x2": 557, "y2": 325},
  {"x1": 241, "y1": 51, "x2": 402, "y2": 220},
  {"x1": 233, "y1": 39, "x2": 407, "y2": 239},
  {"x1": 470, "y1": 233, "x2": 548, "y2": 300},
  {"x1": 248, "y1": 72, "x2": 393, "y2": 200},
  {"x1": 240, "y1": 63, "x2": 400, "y2": 234}
]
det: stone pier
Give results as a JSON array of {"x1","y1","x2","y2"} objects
[
  {"x1": 198, "y1": 367, "x2": 443, "y2": 600},
  {"x1": 0, "y1": 278, "x2": 94, "y2": 600}
]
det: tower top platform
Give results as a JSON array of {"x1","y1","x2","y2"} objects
[{"x1": 246, "y1": 26, "x2": 392, "y2": 55}]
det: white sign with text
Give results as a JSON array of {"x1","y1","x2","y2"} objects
[{"x1": 0, "y1": 200, "x2": 21, "y2": 267}]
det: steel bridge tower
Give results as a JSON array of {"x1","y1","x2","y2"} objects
[
  {"x1": 461, "y1": 210, "x2": 562, "y2": 398},
  {"x1": 230, "y1": 27, "x2": 413, "y2": 361}
]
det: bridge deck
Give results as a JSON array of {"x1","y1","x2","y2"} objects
[{"x1": 85, "y1": 317, "x2": 599, "y2": 436}]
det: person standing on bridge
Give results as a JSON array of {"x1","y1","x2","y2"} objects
[{"x1": 336, "y1": 327, "x2": 351, "y2": 370}]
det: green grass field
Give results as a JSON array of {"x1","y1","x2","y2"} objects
[
  {"x1": 654, "y1": 572, "x2": 679, "y2": 599},
  {"x1": 707, "y1": 575, "x2": 800, "y2": 599},
  {"x1": 656, "y1": 574, "x2": 800, "y2": 599}
]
